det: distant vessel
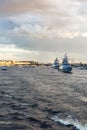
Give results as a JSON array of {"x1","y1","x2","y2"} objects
[
  {"x1": 52, "y1": 58, "x2": 59, "y2": 69},
  {"x1": 77, "y1": 66, "x2": 87, "y2": 70},
  {"x1": 1, "y1": 66, "x2": 8, "y2": 71},
  {"x1": 59, "y1": 54, "x2": 72, "y2": 73}
]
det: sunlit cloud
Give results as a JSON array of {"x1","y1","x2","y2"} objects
[{"x1": 0, "y1": 43, "x2": 40, "y2": 61}]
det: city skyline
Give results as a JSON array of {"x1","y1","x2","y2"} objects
[{"x1": 0, "y1": 0, "x2": 87, "y2": 63}]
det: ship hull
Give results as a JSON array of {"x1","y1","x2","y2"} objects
[
  {"x1": 59, "y1": 64, "x2": 72, "y2": 73},
  {"x1": 52, "y1": 63, "x2": 59, "y2": 69}
]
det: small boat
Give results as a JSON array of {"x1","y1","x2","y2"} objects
[
  {"x1": 1, "y1": 66, "x2": 8, "y2": 71},
  {"x1": 52, "y1": 58, "x2": 59, "y2": 69},
  {"x1": 59, "y1": 53, "x2": 72, "y2": 73}
]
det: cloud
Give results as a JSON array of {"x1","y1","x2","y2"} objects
[
  {"x1": 0, "y1": 34, "x2": 87, "y2": 62},
  {"x1": 0, "y1": 16, "x2": 86, "y2": 40},
  {"x1": 0, "y1": 0, "x2": 52, "y2": 16},
  {"x1": 0, "y1": 0, "x2": 87, "y2": 62},
  {"x1": 0, "y1": 0, "x2": 86, "y2": 39},
  {"x1": 12, "y1": 23, "x2": 87, "y2": 39},
  {"x1": 0, "y1": 0, "x2": 86, "y2": 17},
  {"x1": 0, "y1": 0, "x2": 87, "y2": 39},
  {"x1": 4, "y1": 19, "x2": 86, "y2": 39},
  {"x1": 3, "y1": 35, "x2": 86, "y2": 53},
  {"x1": 0, "y1": 37, "x2": 10, "y2": 44},
  {"x1": 0, "y1": 42, "x2": 39, "y2": 61}
]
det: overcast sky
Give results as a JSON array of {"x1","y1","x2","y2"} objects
[{"x1": 0, "y1": 0, "x2": 87, "y2": 63}]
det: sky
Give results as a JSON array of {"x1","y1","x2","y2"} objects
[{"x1": 0, "y1": 0, "x2": 87, "y2": 63}]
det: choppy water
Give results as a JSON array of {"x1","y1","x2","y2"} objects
[{"x1": 0, "y1": 66, "x2": 87, "y2": 130}]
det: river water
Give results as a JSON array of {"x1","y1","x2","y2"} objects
[{"x1": 0, "y1": 66, "x2": 87, "y2": 130}]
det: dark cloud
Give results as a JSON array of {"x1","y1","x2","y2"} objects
[{"x1": 8, "y1": 35, "x2": 87, "y2": 53}]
